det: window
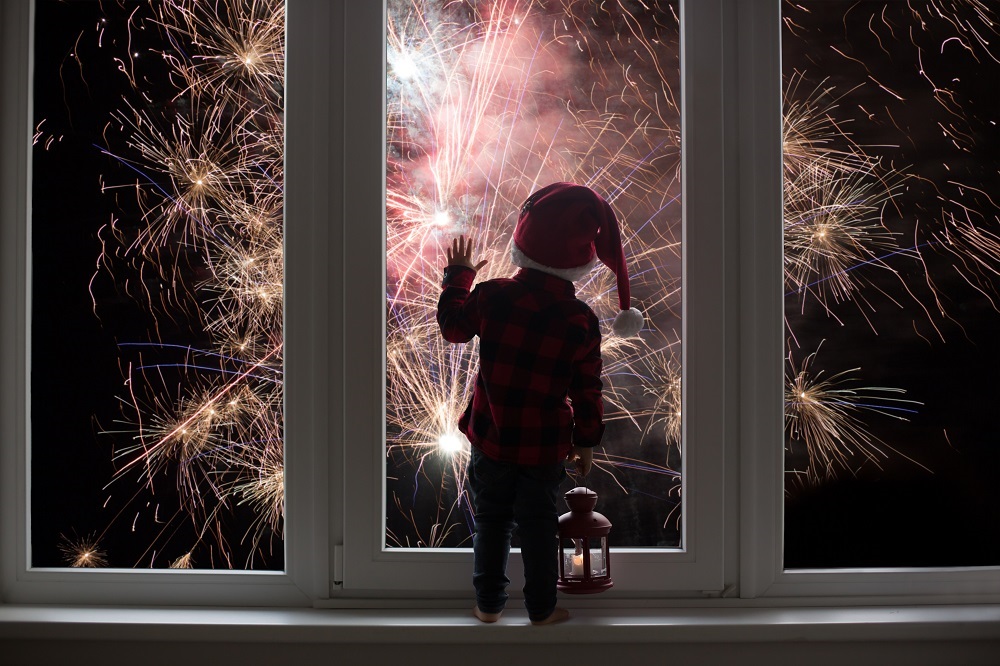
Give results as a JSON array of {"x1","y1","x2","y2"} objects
[
  {"x1": 781, "y1": 0, "x2": 1000, "y2": 570},
  {"x1": 2, "y1": 0, "x2": 998, "y2": 608},
  {"x1": 344, "y1": 0, "x2": 723, "y2": 593},
  {"x1": 1, "y1": 0, "x2": 325, "y2": 605},
  {"x1": 744, "y1": 0, "x2": 1000, "y2": 599}
]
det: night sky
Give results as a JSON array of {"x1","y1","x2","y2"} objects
[
  {"x1": 28, "y1": 0, "x2": 1000, "y2": 569},
  {"x1": 31, "y1": 0, "x2": 283, "y2": 569},
  {"x1": 32, "y1": 1, "x2": 154, "y2": 567}
]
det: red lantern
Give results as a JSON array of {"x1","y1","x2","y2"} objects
[{"x1": 556, "y1": 487, "x2": 612, "y2": 594}]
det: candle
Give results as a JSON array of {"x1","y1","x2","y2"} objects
[{"x1": 571, "y1": 552, "x2": 584, "y2": 576}]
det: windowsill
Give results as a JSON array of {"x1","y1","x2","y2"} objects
[{"x1": 2, "y1": 603, "x2": 999, "y2": 645}]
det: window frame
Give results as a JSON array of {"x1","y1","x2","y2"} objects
[
  {"x1": 1, "y1": 0, "x2": 998, "y2": 608},
  {"x1": 738, "y1": 0, "x2": 1000, "y2": 601}
]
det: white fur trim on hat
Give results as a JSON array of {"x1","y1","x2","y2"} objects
[
  {"x1": 510, "y1": 242, "x2": 598, "y2": 283},
  {"x1": 513, "y1": 242, "x2": 644, "y2": 337},
  {"x1": 612, "y1": 307, "x2": 644, "y2": 338}
]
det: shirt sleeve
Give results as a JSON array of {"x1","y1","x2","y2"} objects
[
  {"x1": 568, "y1": 316, "x2": 605, "y2": 448},
  {"x1": 436, "y1": 265, "x2": 481, "y2": 343}
]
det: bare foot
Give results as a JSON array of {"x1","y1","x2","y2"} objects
[
  {"x1": 473, "y1": 606, "x2": 503, "y2": 623},
  {"x1": 530, "y1": 607, "x2": 570, "y2": 625}
]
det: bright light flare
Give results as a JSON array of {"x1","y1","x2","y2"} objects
[{"x1": 437, "y1": 432, "x2": 466, "y2": 455}]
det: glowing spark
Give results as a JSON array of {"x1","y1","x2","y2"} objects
[
  {"x1": 59, "y1": 533, "x2": 108, "y2": 568},
  {"x1": 393, "y1": 53, "x2": 419, "y2": 79},
  {"x1": 438, "y1": 432, "x2": 465, "y2": 455}
]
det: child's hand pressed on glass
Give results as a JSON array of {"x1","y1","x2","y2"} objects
[{"x1": 447, "y1": 235, "x2": 488, "y2": 272}]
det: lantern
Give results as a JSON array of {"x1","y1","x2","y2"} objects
[{"x1": 556, "y1": 487, "x2": 612, "y2": 593}]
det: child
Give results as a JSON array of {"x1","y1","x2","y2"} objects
[{"x1": 436, "y1": 182, "x2": 643, "y2": 625}]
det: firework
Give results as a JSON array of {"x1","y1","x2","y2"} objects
[
  {"x1": 783, "y1": 161, "x2": 907, "y2": 310},
  {"x1": 780, "y1": 0, "x2": 1000, "y2": 490},
  {"x1": 58, "y1": 0, "x2": 289, "y2": 568},
  {"x1": 169, "y1": 552, "x2": 195, "y2": 569},
  {"x1": 46, "y1": 0, "x2": 1000, "y2": 566},
  {"x1": 785, "y1": 344, "x2": 922, "y2": 485},
  {"x1": 782, "y1": 72, "x2": 876, "y2": 181},
  {"x1": 385, "y1": 0, "x2": 683, "y2": 547},
  {"x1": 59, "y1": 533, "x2": 109, "y2": 568}
]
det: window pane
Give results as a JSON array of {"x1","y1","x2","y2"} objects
[
  {"x1": 385, "y1": 0, "x2": 681, "y2": 549},
  {"x1": 782, "y1": 1, "x2": 1000, "y2": 567},
  {"x1": 31, "y1": 0, "x2": 286, "y2": 569}
]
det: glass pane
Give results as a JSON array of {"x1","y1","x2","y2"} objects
[
  {"x1": 782, "y1": 1, "x2": 1000, "y2": 567},
  {"x1": 31, "y1": 1, "x2": 286, "y2": 569},
  {"x1": 385, "y1": 0, "x2": 681, "y2": 549}
]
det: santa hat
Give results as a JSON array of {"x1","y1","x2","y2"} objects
[{"x1": 511, "y1": 182, "x2": 644, "y2": 337}]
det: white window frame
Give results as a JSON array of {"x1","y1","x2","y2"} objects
[
  {"x1": 336, "y1": 0, "x2": 726, "y2": 595},
  {"x1": 1, "y1": 0, "x2": 998, "y2": 609},
  {"x1": 736, "y1": 0, "x2": 1000, "y2": 602}
]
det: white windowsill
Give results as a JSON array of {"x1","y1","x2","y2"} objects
[{"x1": 2, "y1": 603, "x2": 999, "y2": 645}]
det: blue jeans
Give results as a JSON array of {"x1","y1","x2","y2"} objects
[{"x1": 466, "y1": 447, "x2": 567, "y2": 621}]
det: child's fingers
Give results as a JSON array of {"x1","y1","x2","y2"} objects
[{"x1": 446, "y1": 234, "x2": 485, "y2": 271}]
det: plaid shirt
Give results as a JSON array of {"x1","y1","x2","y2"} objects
[{"x1": 437, "y1": 265, "x2": 605, "y2": 465}]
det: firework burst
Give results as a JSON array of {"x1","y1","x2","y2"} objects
[
  {"x1": 784, "y1": 344, "x2": 923, "y2": 485},
  {"x1": 780, "y1": 0, "x2": 1000, "y2": 491},
  {"x1": 59, "y1": 533, "x2": 109, "y2": 569},
  {"x1": 63, "y1": 0, "x2": 289, "y2": 568}
]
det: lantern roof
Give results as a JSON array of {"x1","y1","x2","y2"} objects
[{"x1": 559, "y1": 487, "x2": 611, "y2": 535}]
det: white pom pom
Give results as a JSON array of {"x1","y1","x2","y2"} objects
[{"x1": 612, "y1": 307, "x2": 644, "y2": 338}]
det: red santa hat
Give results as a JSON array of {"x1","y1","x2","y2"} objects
[{"x1": 511, "y1": 182, "x2": 644, "y2": 337}]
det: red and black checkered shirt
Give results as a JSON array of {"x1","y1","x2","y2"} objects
[{"x1": 437, "y1": 265, "x2": 605, "y2": 465}]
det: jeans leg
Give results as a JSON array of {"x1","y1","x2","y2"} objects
[
  {"x1": 467, "y1": 449, "x2": 517, "y2": 614},
  {"x1": 514, "y1": 462, "x2": 567, "y2": 622}
]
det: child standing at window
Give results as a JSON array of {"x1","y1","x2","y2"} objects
[{"x1": 437, "y1": 182, "x2": 642, "y2": 625}]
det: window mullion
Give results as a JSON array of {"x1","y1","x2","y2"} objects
[
  {"x1": 0, "y1": 0, "x2": 32, "y2": 602},
  {"x1": 285, "y1": 0, "x2": 338, "y2": 602},
  {"x1": 733, "y1": 0, "x2": 784, "y2": 599}
]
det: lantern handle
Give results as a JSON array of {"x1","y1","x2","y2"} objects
[{"x1": 568, "y1": 447, "x2": 591, "y2": 490}]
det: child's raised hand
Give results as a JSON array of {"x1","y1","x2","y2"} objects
[{"x1": 446, "y1": 235, "x2": 488, "y2": 273}]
